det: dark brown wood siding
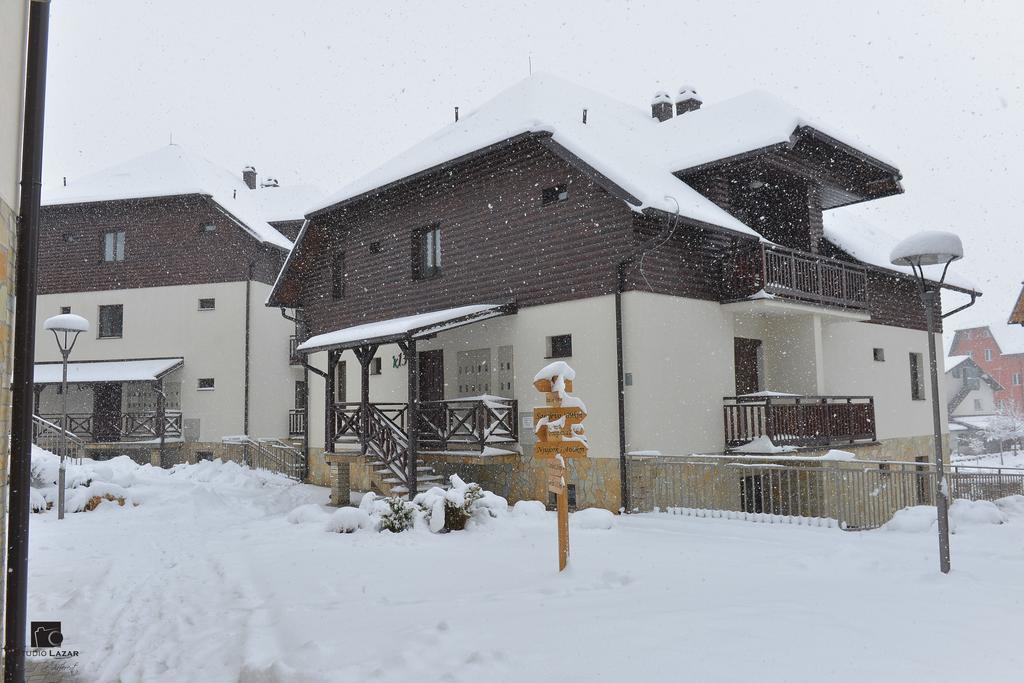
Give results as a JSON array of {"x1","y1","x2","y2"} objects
[
  {"x1": 295, "y1": 139, "x2": 635, "y2": 336},
  {"x1": 38, "y1": 195, "x2": 286, "y2": 294},
  {"x1": 863, "y1": 269, "x2": 943, "y2": 333}
]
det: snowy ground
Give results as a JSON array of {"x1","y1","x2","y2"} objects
[
  {"x1": 27, "y1": 452, "x2": 1024, "y2": 682},
  {"x1": 953, "y1": 448, "x2": 1024, "y2": 469}
]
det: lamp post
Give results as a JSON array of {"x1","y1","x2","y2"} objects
[
  {"x1": 43, "y1": 313, "x2": 89, "y2": 520},
  {"x1": 890, "y1": 230, "x2": 973, "y2": 574}
]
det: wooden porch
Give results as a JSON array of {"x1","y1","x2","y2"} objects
[
  {"x1": 37, "y1": 410, "x2": 183, "y2": 443},
  {"x1": 723, "y1": 395, "x2": 876, "y2": 449}
]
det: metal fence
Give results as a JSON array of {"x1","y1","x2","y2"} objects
[{"x1": 627, "y1": 455, "x2": 1024, "y2": 530}]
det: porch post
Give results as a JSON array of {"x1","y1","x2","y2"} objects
[
  {"x1": 405, "y1": 337, "x2": 419, "y2": 499},
  {"x1": 325, "y1": 349, "x2": 338, "y2": 453},
  {"x1": 355, "y1": 344, "x2": 378, "y2": 456},
  {"x1": 155, "y1": 378, "x2": 166, "y2": 467}
]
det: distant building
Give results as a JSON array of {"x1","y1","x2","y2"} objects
[
  {"x1": 34, "y1": 145, "x2": 321, "y2": 463},
  {"x1": 1011, "y1": 283, "x2": 1024, "y2": 326},
  {"x1": 948, "y1": 325, "x2": 1024, "y2": 408},
  {"x1": 944, "y1": 354, "x2": 1003, "y2": 454}
]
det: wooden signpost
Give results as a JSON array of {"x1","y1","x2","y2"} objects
[{"x1": 532, "y1": 363, "x2": 588, "y2": 572}]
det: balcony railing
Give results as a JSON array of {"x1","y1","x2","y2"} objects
[
  {"x1": 38, "y1": 411, "x2": 183, "y2": 442},
  {"x1": 288, "y1": 408, "x2": 306, "y2": 437},
  {"x1": 723, "y1": 395, "x2": 876, "y2": 449},
  {"x1": 724, "y1": 243, "x2": 868, "y2": 309},
  {"x1": 330, "y1": 397, "x2": 519, "y2": 453}
]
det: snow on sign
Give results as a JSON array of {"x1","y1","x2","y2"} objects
[{"x1": 533, "y1": 361, "x2": 588, "y2": 572}]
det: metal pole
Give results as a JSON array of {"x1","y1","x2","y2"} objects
[
  {"x1": 58, "y1": 347, "x2": 68, "y2": 520},
  {"x1": 922, "y1": 289, "x2": 951, "y2": 574},
  {"x1": 5, "y1": 2, "x2": 51, "y2": 678}
]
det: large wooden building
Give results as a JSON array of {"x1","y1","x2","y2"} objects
[{"x1": 270, "y1": 74, "x2": 977, "y2": 509}]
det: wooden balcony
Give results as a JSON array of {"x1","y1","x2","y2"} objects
[
  {"x1": 38, "y1": 411, "x2": 183, "y2": 443},
  {"x1": 724, "y1": 243, "x2": 868, "y2": 309},
  {"x1": 723, "y1": 395, "x2": 876, "y2": 449}
]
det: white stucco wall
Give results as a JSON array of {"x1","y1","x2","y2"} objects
[
  {"x1": 36, "y1": 281, "x2": 298, "y2": 442},
  {"x1": 0, "y1": 1, "x2": 27, "y2": 212},
  {"x1": 947, "y1": 373, "x2": 998, "y2": 417},
  {"x1": 820, "y1": 321, "x2": 946, "y2": 440},
  {"x1": 620, "y1": 292, "x2": 735, "y2": 456}
]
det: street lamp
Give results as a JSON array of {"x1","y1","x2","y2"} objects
[
  {"x1": 890, "y1": 230, "x2": 968, "y2": 575},
  {"x1": 43, "y1": 313, "x2": 89, "y2": 521}
]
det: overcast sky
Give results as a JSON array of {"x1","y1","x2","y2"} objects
[{"x1": 42, "y1": 0, "x2": 1023, "y2": 332}]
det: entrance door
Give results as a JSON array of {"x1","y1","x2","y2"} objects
[
  {"x1": 93, "y1": 383, "x2": 123, "y2": 442},
  {"x1": 418, "y1": 350, "x2": 445, "y2": 402},
  {"x1": 734, "y1": 338, "x2": 763, "y2": 395}
]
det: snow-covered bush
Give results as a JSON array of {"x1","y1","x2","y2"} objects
[
  {"x1": 378, "y1": 496, "x2": 416, "y2": 533},
  {"x1": 325, "y1": 507, "x2": 371, "y2": 533},
  {"x1": 571, "y1": 507, "x2": 615, "y2": 530},
  {"x1": 287, "y1": 504, "x2": 329, "y2": 525},
  {"x1": 512, "y1": 500, "x2": 547, "y2": 519},
  {"x1": 414, "y1": 475, "x2": 508, "y2": 533}
]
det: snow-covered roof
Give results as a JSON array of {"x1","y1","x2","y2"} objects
[
  {"x1": 990, "y1": 324, "x2": 1024, "y2": 355},
  {"x1": 658, "y1": 90, "x2": 895, "y2": 173},
  {"x1": 297, "y1": 304, "x2": 513, "y2": 353},
  {"x1": 34, "y1": 358, "x2": 184, "y2": 384},
  {"x1": 309, "y1": 73, "x2": 761, "y2": 237},
  {"x1": 823, "y1": 210, "x2": 978, "y2": 292},
  {"x1": 946, "y1": 355, "x2": 971, "y2": 372},
  {"x1": 42, "y1": 145, "x2": 298, "y2": 250}
]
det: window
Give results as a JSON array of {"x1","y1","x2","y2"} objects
[
  {"x1": 1014, "y1": 373, "x2": 1022, "y2": 386},
  {"x1": 201, "y1": 223, "x2": 217, "y2": 233},
  {"x1": 872, "y1": 348, "x2": 885, "y2": 362},
  {"x1": 984, "y1": 349, "x2": 993, "y2": 362},
  {"x1": 98, "y1": 304, "x2": 123, "y2": 338},
  {"x1": 974, "y1": 399, "x2": 983, "y2": 411},
  {"x1": 370, "y1": 358, "x2": 382, "y2": 376},
  {"x1": 294, "y1": 380, "x2": 307, "y2": 410},
  {"x1": 197, "y1": 378, "x2": 215, "y2": 390},
  {"x1": 542, "y1": 184, "x2": 569, "y2": 205},
  {"x1": 102, "y1": 231, "x2": 125, "y2": 262},
  {"x1": 412, "y1": 225, "x2": 441, "y2": 279},
  {"x1": 547, "y1": 334, "x2": 573, "y2": 359},
  {"x1": 332, "y1": 252, "x2": 346, "y2": 299},
  {"x1": 60, "y1": 306, "x2": 71, "y2": 315},
  {"x1": 198, "y1": 298, "x2": 216, "y2": 311},
  {"x1": 909, "y1": 352, "x2": 925, "y2": 400}
]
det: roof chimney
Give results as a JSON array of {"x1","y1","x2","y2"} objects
[
  {"x1": 242, "y1": 165, "x2": 257, "y2": 189},
  {"x1": 260, "y1": 177, "x2": 279, "y2": 188},
  {"x1": 651, "y1": 91, "x2": 673, "y2": 122},
  {"x1": 675, "y1": 86, "x2": 702, "y2": 115}
]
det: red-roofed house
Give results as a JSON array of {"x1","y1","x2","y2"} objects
[{"x1": 948, "y1": 325, "x2": 1024, "y2": 408}]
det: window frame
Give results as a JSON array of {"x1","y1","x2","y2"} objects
[
  {"x1": 411, "y1": 225, "x2": 442, "y2": 280},
  {"x1": 909, "y1": 352, "x2": 925, "y2": 401},
  {"x1": 101, "y1": 230, "x2": 126, "y2": 262},
  {"x1": 984, "y1": 349, "x2": 993, "y2": 362},
  {"x1": 197, "y1": 378, "x2": 216, "y2": 391},
  {"x1": 198, "y1": 298, "x2": 216, "y2": 311},
  {"x1": 97, "y1": 304, "x2": 123, "y2": 339},
  {"x1": 60, "y1": 306, "x2": 71, "y2": 315},
  {"x1": 872, "y1": 348, "x2": 885, "y2": 362},
  {"x1": 1013, "y1": 373, "x2": 1022, "y2": 386},
  {"x1": 547, "y1": 334, "x2": 573, "y2": 359}
]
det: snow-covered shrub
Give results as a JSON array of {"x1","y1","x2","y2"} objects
[
  {"x1": 378, "y1": 496, "x2": 416, "y2": 533},
  {"x1": 415, "y1": 475, "x2": 508, "y2": 532},
  {"x1": 287, "y1": 504, "x2": 329, "y2": 525},
  {"x1": 571, "y1": 507, "x2": 614, "y2": 530},
  {"x1": 326, "y1": 507, "x2": 371, "y2": 533},
  {"x1": 512, "y1": 500, "x2": 547, "y2": 519},
  {"x1": 886, "y1": 499, "x2": 1007, "y2": 533},
  {"x1": 30, "y1": 489, "x2": 49, "y2": 513}
]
